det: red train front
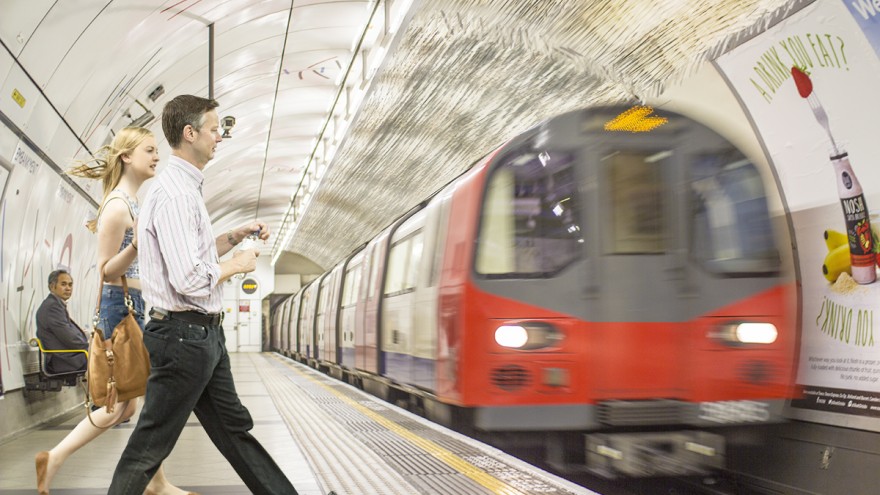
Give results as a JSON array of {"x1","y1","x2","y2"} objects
[{"x1": 274, "y1": 105, "x2": 797, "y2": 477}]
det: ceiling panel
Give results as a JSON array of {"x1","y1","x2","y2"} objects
[
  {"x1": 18, "y1": 1, "x2": 112, "y2": 84},
  {"x1": 0, "y1": 0, "x2": 55, "y2": 57},
  {"x1": 284, "y1": 0, "x2": 802, "y2": 268},
  {"x1": 1, "y1": 0, "x2": 804, "y2": 274}
]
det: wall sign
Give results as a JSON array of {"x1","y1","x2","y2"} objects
[
  {"x1": 241, "y1": 278, "x2": 258, "y2": 295},
  {"x1": 11, "y1": 89, "x2": 25, "y2": 108}
]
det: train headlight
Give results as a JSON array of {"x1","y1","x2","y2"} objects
[
  {"x1": 735, "y1": 323, "x2": 778, "y2": 344},
  {"x1": 494, "y1": 322, "x2": 563, "y2": 350},
  {"x1": 711, "y1": 322, "x2": 778, "y2": 345},
  {"x1": 495, "y1": 326, "x2": 528, "y2": 348}
]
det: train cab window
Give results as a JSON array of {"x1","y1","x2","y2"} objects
[
  {"x1": 476, "y1": 151, "x2": 583, "y2": 277},
  {"x1": 690, "y1": 156, "x2": 779, "y2": 274},
  {"x1": 605, "y1": 151, "x2": 666, "y2": 254}
]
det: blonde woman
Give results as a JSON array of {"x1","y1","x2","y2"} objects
[{"x1": 35, "y1": 127, "x2": 193, "y2": 495}]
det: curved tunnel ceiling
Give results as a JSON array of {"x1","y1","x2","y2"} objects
[{"x1": 0, "y1": 0, "x2": 804, "y2": 273}]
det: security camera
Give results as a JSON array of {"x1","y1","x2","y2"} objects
[{"x1": 221, "y1": 116, "x2": 236, "y2": 138}]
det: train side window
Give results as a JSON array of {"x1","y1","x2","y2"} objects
[
  {"x1": 476, "y1": 151, "x2": 584, "y2": 278},
  {"x1": 342, "y1": 262, "x2": 361, "y2": 308},
  {"x1": 367, "y1": 246, "x2": 380, "y2": 300},
  {"x1": 690, "y1": 156, "x2": 779, "y2": 274},
  {"x1": 385, "y1": 238, "x2": 411, "y2": 295},
  {"x1": 429, "y1": 194, "x2": 452, "y2": 287},
  {"x1": 407, "y1": 233, "x2": 423, "y2": 290},
  {"x1": 299, "y1": 290, "x2": 310, "y2": 328},
  {"x1": 385, "y1": 232, "x2": 422, "y2": 295},
  {"x1": 317, "y1": 279, "x2": 330, "y2": 317}
]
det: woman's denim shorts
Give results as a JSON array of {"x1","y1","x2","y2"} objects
[{"x1": 98, "y1": 284, "x2": 145, "y2": 338}]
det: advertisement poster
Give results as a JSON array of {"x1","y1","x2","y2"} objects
[{"x1": 717, "y1": 0, "x2": 880, "y2": 420}]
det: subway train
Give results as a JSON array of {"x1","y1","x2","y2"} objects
[{"x1": 271, "y1": 104, "x2": 797, "y2": 477}]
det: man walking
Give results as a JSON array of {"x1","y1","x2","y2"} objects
[{"x1": 109, "y1": 95, "x2": 299, "y2": 494}]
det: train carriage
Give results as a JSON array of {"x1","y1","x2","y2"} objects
[{"x1": 278, "y1": 105, "x2": 796, "y2": 477}]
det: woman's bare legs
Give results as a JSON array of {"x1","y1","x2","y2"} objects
[
  {"x1": 38, "y1": 400, "x2": 135, "y2": 492},
  {"x1": 36, "y1": 399, "x2": 193, "y2": 494}
]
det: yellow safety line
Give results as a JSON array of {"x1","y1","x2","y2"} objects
[{"x1": 274, "y1": 355, "x2": 529, "y2": 495}]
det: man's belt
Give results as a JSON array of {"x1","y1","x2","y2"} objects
[{"x1": 150, "y1": 308, "x2": 223, "y2": 326}]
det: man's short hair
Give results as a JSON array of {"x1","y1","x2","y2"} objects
[
  {"x1": 48, "y1": 269, "x2": 70, "y2": 288},
  {"x1": 162, "y1": 95, "x2": 220, "y2": 148}
]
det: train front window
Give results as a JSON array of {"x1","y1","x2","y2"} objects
[
  {"x1": 476, "y1": 150, "x2": 583, "y2": 278},
  {"x1": 605, "y1": 152, "x2": 666, "y2": 254},
  {"x1": 691, "y1": 156, "x2": 779, "y2": 274}
]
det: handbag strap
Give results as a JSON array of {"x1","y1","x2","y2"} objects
[
  {"x1": 93, "y1": 272, "x2": 132, "y2": 329},
  {"x1": 81, "y1": 380, "x2": 114, "y2": 429}
]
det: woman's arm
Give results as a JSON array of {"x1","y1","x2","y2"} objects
[{"x1": 97, "y1": 197, "x2": 138, "y2": 282}]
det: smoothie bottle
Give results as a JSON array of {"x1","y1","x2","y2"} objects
[
  {"x1": 832, "y1": 149, "x2": 876, "y2": 284},
  {"x1": 234, "y1": 231, "x2": 261, "y2": 280}
]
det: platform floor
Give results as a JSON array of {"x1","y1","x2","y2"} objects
[{"x1": 0, "y1": 353, "x2": 597, "y2": 495}]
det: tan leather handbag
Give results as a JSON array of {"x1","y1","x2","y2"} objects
[{"x1": 86, "y1": 275, "x2": 150, "y2": 415}]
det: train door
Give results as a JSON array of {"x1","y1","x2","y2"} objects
[
  {"x1": 299, "y1": 281, "x2": 319, "y2": 363},
  {"x1": 289, "y1": 293, "x2": 302, "y2": 357},
  {"x1": 274, "y1": 298, "x2": 288, "y2": 352},
  {"x1": 340, "y1": 250, "x2": 365, "y2": 369},
  {"x1": 360, "y1": 228, "x2": 391, "y2": 374},
  {"x1": 382, "y1": 208, "x2": 427, "y2": 385},
  {"x1": 586, "y1": 125, "x2": 691, "y2": 400},
  {"x1": 324, "y1": 265, "x2": 342, "y2": 365},
  {"x1": 412, "y1": 188, "x2": 453, "y2": 392}
]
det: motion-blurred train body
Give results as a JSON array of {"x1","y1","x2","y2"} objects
[{"x1": 273, "y1": 105, "x2": 796, "y2": 477}]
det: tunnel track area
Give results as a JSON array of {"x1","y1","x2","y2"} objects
[{"x1": 501, "y1": 441, "x2": 805, "y2": 495}]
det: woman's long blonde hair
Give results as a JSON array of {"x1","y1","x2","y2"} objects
[{"x1": 69, "y1": 126, "x2": 153, "y2": 232}]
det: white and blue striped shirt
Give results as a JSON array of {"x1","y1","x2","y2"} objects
[{"x1": 138, "y1": 155, "x2": 223, "y2": 313}]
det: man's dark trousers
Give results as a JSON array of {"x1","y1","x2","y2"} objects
[{"x1": 108, "y1": 317, "x2": 298, "y2": 494}]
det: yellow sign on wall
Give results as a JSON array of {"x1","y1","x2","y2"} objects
[
  {"x1": 241, "y1": 278, "x2": 258, "y2": 295},
  {"x1": 11, "y1": 89, "x2": 26, "y2": 108}
]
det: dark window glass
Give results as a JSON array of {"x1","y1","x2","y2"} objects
[
  {"x1": 691, "y1": 156, "x2": 779, "y2": 274},
  {"x1": 605, "y1": 152, "x2": 666, "y2": 254},
  {"x1": 476, "y1": 150, "x2": 583, "y2": 278}
]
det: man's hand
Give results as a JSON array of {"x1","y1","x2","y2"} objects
[
  {"x1": 232, "y1": 248, "x2": 258, "y2": 274},
  {"x1": 232, "y1": 220, "x2": 270, "y2": 243}
]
